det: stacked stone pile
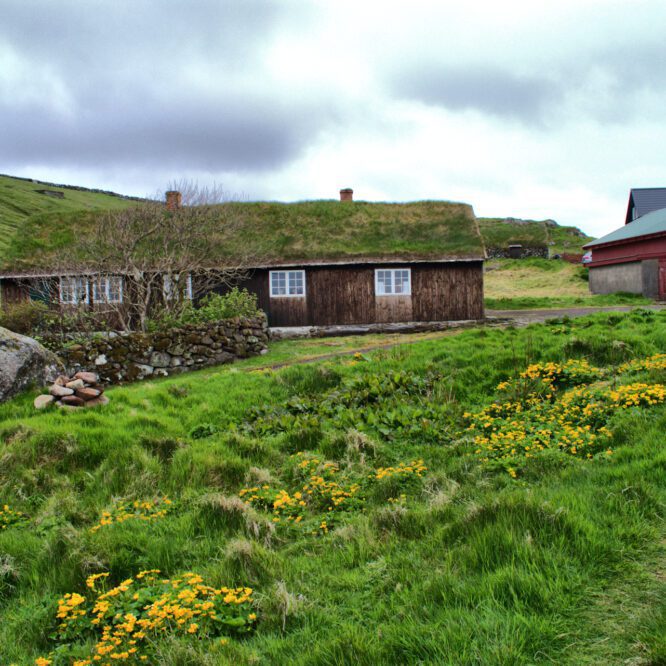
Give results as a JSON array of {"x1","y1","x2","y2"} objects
[{"x1": 34, "y1": 371, "x2": 109, "y2": 410}]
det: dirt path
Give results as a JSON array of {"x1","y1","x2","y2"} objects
[
  {"x1": 251, "y1": 305, "x2": 666, "y2": 371},
  {"x1": 251, "y1": 329, "x2": 465, "y2": 372}
]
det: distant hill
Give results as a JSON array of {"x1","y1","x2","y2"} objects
[
  {"x1": 0, "y1": 174, "x2": 139, "y2": 262},
  {"x1": 478, "y1": 217, "x2": 593, "y2": 255}
]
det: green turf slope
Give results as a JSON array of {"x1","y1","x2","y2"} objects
[{"x1": 0, "y1": 174, "x2": 137, "y2": 262}]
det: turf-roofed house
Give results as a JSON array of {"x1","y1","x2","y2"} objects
[
  {"x1": 0, "y1": 188, "x2": 486, "y2": 327},
  {"x1": 585, "y1": 187, "x2": 666, "y2": 300}
]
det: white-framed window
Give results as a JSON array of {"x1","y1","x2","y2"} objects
[
  {"x1": 59, "y1": 277, "x2": 89, "y2": 304},
  {"x1": 163, "y1": 273, "x2": 193, "y2": 301},
  {"x1": 375, "y1": 268, "x2": 411, "y2": 296},
  {"x1": 93, "y1": 276, "x2": 123, "y2": 304},
  {"x1": 270, "y1": 270, "x2": 305, "y2": 297}
]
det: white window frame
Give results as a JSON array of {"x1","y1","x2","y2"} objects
[
  {"x1": 163, "y1": 273, "x2": 193, "y2": 301},
  {"x1": 59, "y1": 276, "x2": 89, "y2": 305},
  {"x1": 269, "y1": 270, "x2": 306, "y2": 298},
  {"x1": 375, "y1": 268, "x2": 412, "y2": 296},
  {"x1": 93, "y1": 276, "x2": 123, "y2": 304}
]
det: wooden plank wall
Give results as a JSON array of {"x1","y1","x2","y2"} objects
[
  {"x1": 223, "y1": 262, "x2": 483, "y2": 326},
  {"x1": 412, "y1": 263, "x2": 484, "y2": 321}
]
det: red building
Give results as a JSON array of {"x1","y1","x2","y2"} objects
[{"x1": 585, "y1": 192, "x2": 666, "y2": 300}]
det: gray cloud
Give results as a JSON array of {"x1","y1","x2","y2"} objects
[
  {"x1": 391, "y1": 65, "x2": 559, "y2": 124},
  {"x1": 0, "y1": 0, "x2": 330, "y2": 173},
  {"x1": 0, "y1": 90, "x2": 334, "y2": 172}
]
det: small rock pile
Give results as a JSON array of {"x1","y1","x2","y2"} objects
[{"x1": 34, "y1": 371, "x2": 109, "y2": 410}]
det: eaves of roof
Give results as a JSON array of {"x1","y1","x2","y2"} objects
[{"x1": 0, "y1": 255, "x2": 485, "y2": 279}]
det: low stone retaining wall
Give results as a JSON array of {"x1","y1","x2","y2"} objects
[
  {"x1": 486, "y1": 246, "x2": 549, "y2": 259},
  {"x1": 40, "y1": 315, "x2": 269, "y2": 384}
]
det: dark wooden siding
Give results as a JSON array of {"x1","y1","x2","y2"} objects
[
  {"x1": 306, "y1": 267, "x2": 374, "y2": 325},
  {"x1": 0, "y1": 279, "x2": 30, "y2": 305},
  {"x1": 217, "y1": 262, "x2": 483, "y2": 326},
  {"x1": 412, "y1": 262, "x2": 484, "y2": 321}
]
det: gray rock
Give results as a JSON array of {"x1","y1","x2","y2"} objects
[
  {"x1": 75, "y1": 387, "x2": 101, "y2": 400},
  {"x1": 65, "y1": 379, "x2": 85, "y2": 390},
  {"x1": 135, "y1": 364, "x2": 154, "y2": 378},
  {"x1": 150, "y1": 351, "x2": 171, "y2": 368},
  {"x1": 74, "y1": 371, "x2": 99, "y2": 384},
  {"x1": 94, "y1": 354, "x2": 108, "y2": 366},
  {"x1": 34, "y1": 394, "x2": 55, "y2": 409},
  {"x1": 50, "y1": 384, "x2": 74, "y2": 397},
  {"x1": 61, "y1": 395, "x2": 85, "y2": 407},
  {"x1": 0, "y1": 326, "x2": 63, "y2": 403}
]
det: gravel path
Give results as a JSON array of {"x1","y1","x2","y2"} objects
[{"x1": 486, "y1": 304, "x2": 666, "y2": 325}]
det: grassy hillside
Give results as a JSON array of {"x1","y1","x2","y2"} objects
[
  {"x1": 484, "y1": 258, "x2": 651, "y2": 309},
  {"x1": 479, "y1": 217, "x2": 593, "y2": 255},
  {"x1": 0, "y1": 175, "x2": 137, "y2": 264},
  {"x1": 0, "y1": 310, "x2": 665, "y2": 664}
]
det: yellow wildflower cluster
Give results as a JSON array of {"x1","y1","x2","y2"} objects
[
  {"x1": 240, "y1": 455, "x2": 363, "y2": 533},
  {"x1": 303, "y1": 474, "x2": 361, "y2": 510},
  {"x1": 0, "y1": 504, "x2": 27, "y2": 530},
  {"x1": 618, "y1": 353, "x2": 666, "y2": 374},
  {"x1": 374, "y1": 460, "x2": 427, "y2": 480},
  {"x1": 519, "y1": 359, "x2": 602, "y2": 385},
  {"x1": 39, "y1": 570, "x2": 255, "y2": 664},
  {"x1": 90, "y1": 497, "x2": 172, "y2": 533},
  {"x1": 240, "y1": 452, "x2": 427, "y2": 535},
  {"x1": 467, "y1": 358, "x2": 666, "y2": 475},
  {"x1": 608, "y1": 382, "x2": 666, "y2": 407},
  {"x1": 239, "y1": 486, "x2": 305, "y2": 523}
]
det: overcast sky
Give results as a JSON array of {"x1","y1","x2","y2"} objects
[{"x1": 2, "y1": 0, "x2": 666, "y2": 238}]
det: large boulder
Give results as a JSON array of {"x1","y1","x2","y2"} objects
[{"x1": 0, "y1": 326, "x2": 63, "y2": 403}]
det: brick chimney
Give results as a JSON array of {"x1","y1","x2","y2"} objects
[
  {"x1": 165, "y1": 190, "x2": 182, "y2": 211},
  {"x1": 340, "y1": 188, "x2": 353, "y2": 202}
]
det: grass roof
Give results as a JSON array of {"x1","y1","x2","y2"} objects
[{"x1": 1, "y1": 199, "x2": 484, "y2": 272}]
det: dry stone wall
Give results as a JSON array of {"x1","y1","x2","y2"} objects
[
  {"x1": 486, "y1": 245, "x2": 549, "y2": 259},
  {"x1": 40, "y1": 315, "x2": 269, "y2": 384}
]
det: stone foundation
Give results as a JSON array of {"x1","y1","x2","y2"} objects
[{"x1": 40, "y1": 315, "x2": 269, "y2": 384}]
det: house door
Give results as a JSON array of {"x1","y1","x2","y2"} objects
[{"x1": 659, "y1": 260, "x2": 666, "y2": 300}]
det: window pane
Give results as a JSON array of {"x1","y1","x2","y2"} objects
[
  {"x1": 288, "y1": 271, "x2": 304, "y2": 295},
  {"x1": 271, "y1": 271, "x2": 287, "y2": 296},
  {"x1": 93, "y1": 278, "x2": 104, "y2": 302},
  {"x1": 395, "y1": 270, "x2": 409, "y2": 294},
  {"x1": 60, "y1": 277, "x2": 74, "y2": 303},
  {"x1": 384, "y1": 270, "x2": 393, "y2": 294},
  {"x1": 108, "y1": 276, "x2": 123, "y2": 303}
]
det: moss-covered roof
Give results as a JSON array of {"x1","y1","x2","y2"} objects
[{"x1": 1, "y1": 200, "x2": 484, "y2": 273}]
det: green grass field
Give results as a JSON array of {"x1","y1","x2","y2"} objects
[
  {"x1": 0, "y1": 310, "x2": 664, "y2": 664},
  {"x1": 0, "y1": 175, "x2": 135, "y2": 263},
  {"x1": 484, "y1": 258, "x2": 652, "y2": 310}
]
